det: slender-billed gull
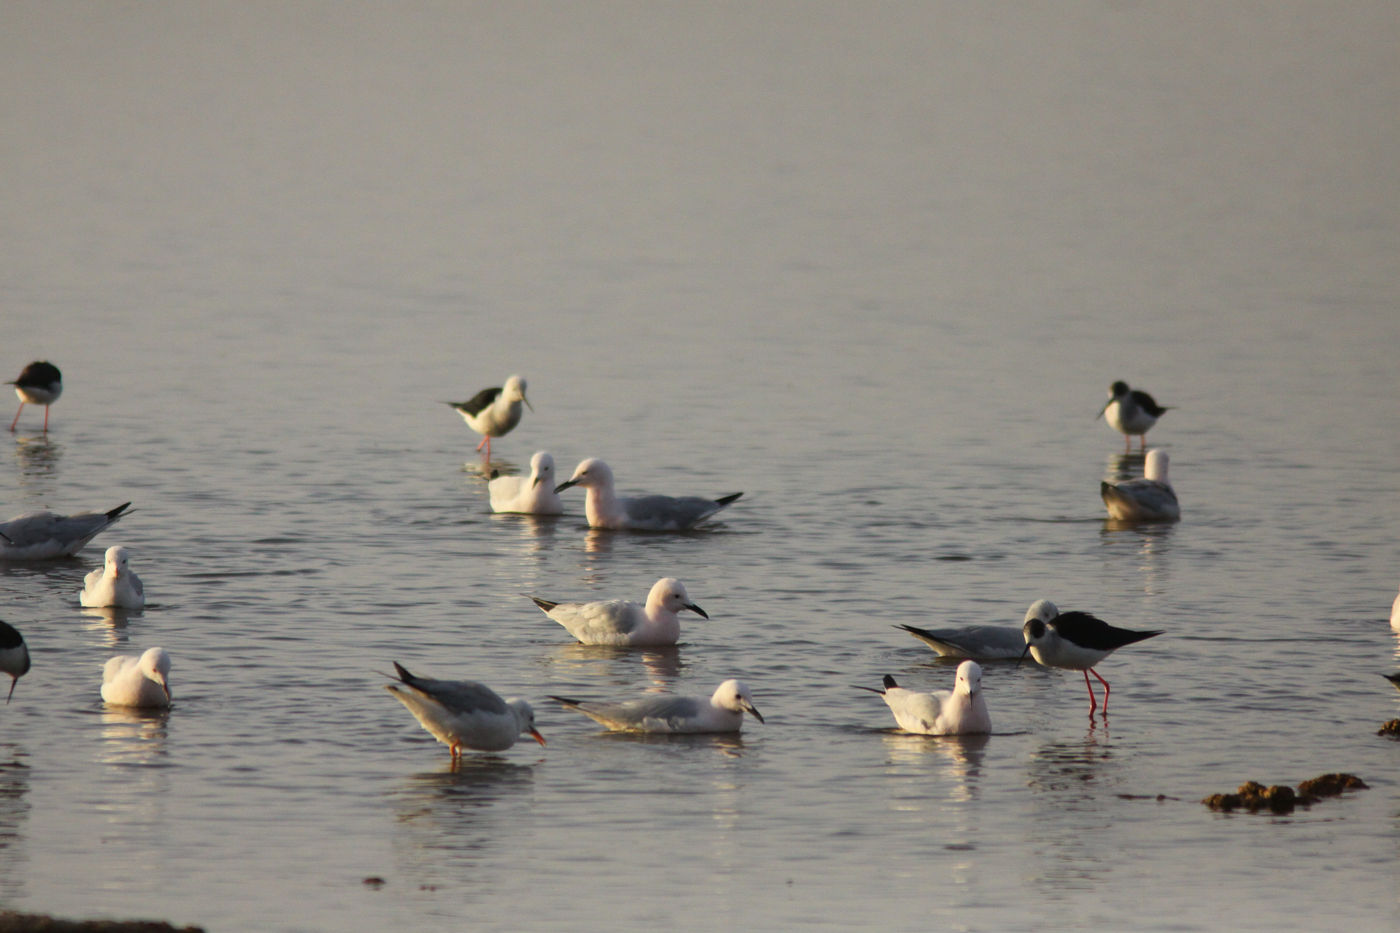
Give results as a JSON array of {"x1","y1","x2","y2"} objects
[
  {"x1": 1097, "y1": 380, "x2": 1170, "y2": 451},
  {"x1": 1020, "y1": 608, "x2": 1161, "y2": 715},
  {"x1": 550, "y1": 679, "x2": 763, "y2": 733},
  {"x1": 1391, "y1": 586, "x2": 1400, "y2": 632},
  {"x1": 0, "y1": 621, "x2": 30, "y2": 704},
  {"x1": 0, "y1": 502, "x2": 131, "y2": 561},
  {"x1": 528, "y1": 577, "x2": 706, "y2": 646},
  {"x1": 1101, "y1": 448, "x2": 1180, "y2": 522},
  {"x1": 385, "y1": 661, "x2": 544, "y2": 761},
  {"x1": 101, "y1": 647, "x2": 171, "y2": 708},
  {"x1": 80, "y1": 545, "x2": 145, "y2": 609},
  {"x1": 445, "y1": 375, "x2": 531, "y2": 460},
  {"x1": 555, "y1": 458, "x2": 742, "y2": 531},
  {"x1": 488, "y1": 451, "x2": 564, "y2": 515},
  {"x1": 854, "y1": 661, "x2": 991, "y2": 735},
  {"x1": 8, "y1": 361, "x2": 61, "y2": 433},
  {"x1": 898, "y1": 599, "x2": 1059, "y2": 660}
]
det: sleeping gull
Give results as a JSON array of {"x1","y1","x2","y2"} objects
[
  {"x1": 80, "y1": 545, "x2": 145, "y2": 609},
  {"x1": 0, "y1": 621, "x2": 30, "y2": 703},
  {"x1": 527, "y1": 577, "x2": 706, "y2": 646},
  {"x1": 1101, "y1": 448, "x2": 1180, "y2": 522},
  {"x1": 101, "y1": 647, "x2": 171, "y2": 708},
  {"x1": 385, "y1": 661, "x2": 544, "y2": 761},
  {"x1": 897, "y1": 599, "x2": 1059, "y2": 660},
  {"x1": 1097, "y1": 380, "x2": 1170, "y2": 451},
  {"x1": 445, "y1": 375, "x2": 531, "y2": 460},
  {"x1": 488, "y1": 451, "x2": 564, "y2": 515},
  {"x1": 0, "y1": 502, "x2": 131, "y2": 561},
  {"x1": 550, "y1": 679, "x2": 763, "y2": 733},
  {"x1": 8, "y1": 361, "x2": 62, "y2": 433},
  {"x1": 555, "y1": 458, "x2": 741, "y2": 531},
  {"x1": 1020, "y1": 607, "x2": 1161, "y2": 715},
  {"x1": 854, "y1": 661, "x2": 991, "y2": 735}
]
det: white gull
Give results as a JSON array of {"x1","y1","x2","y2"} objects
[
  {"x1": 101, "y1": 647, "x2": 171, "y2": 708},
  {"x1": 488, "y1": 450, "x2": 564, "y2": 515},
  {"x1": 898, "y1": 599, "x2": 1059, "y2": 660},
  {"x1": 386, "y1": 661, "x2": 544, "y2": 761},
  {"x1": 550, "y1": 679, "x2": 763, "y2": 733},
  {"x1": 854, "y1": 661, "x2": 991, "y2": 735},
  {"x1": 0, "y1": 502, "x2": 131, "y2": 561},
  {"x1": 527, "y1": 577, "x2": 706, "y2": 646},
  {"x1": 80, "y1": 545, "x2": 145, "y2": 609},
  {"x1": 555, "y1": 458, "x2": 741, "y2": 531}
]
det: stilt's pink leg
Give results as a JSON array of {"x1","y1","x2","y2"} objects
[
  {"x1": 1090, "y1": 667, "x2": 1112, "y2": 714},
  {"x1": 43, "y1": 405, "x2": 50, "y2": 432},
  {"x1": 1083, "y1": 670, "x2": 1098, "y2": 714},
  {"x1": 8, "y1": 404, "x2": 22, "y2": 432},
  {"x1": 476, "y1": 436, "x2": 488, "y2": 452}
]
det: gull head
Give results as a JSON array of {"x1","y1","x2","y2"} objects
[
  {"x1": 713, "y1": 679, "x2": 764, "y2": 723},
  {"x1": 141, "y1": 647, "x2": 172, "y2": 702},
  {"x1": 529, "y1": 451, "x2": 556, "y2": 489},
  {"x1": 953, "y1": 660, "x2": 983, "y2": 696},
  {"x1": 648, "y1": 577, "x2": 707, "y2": 619},
  {"x1": 1144, "y1": 448, "x2": 1170, "y2": 483},
  {"x1": 105, "y1": 545, "x2": 132, "y2": 579},
  {"x1": 507, "y1": 698, "x2": 546, "y2": 745},
  {"x1": 556, "y1": 457, "x2": 613, "y2": 494}
]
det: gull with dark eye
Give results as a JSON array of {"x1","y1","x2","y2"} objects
[
  {"x1": 385, "y1": 662, "x2": 544, "y2": 762},
  {"x1": 101, "y1": 647, "x2": 172, "y2": 709},
  {"x1": 555, "y1": 458, "x2": 741, "y2": 531},
  {"x1": 80, "y1": 545, "x2": 146, "y2": 609},
  {"x1": 526, "y1": 577, "x2": 707, "y2": 646}
]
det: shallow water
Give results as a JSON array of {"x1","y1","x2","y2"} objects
[{"x1": 2, "y1": 2, "x2": 1399, "y2": 930}]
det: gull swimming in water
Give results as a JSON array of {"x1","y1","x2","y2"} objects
[
  {"x1": 8, "y1": 361, "x2": 62, "y2": 433},
  {"x1": 1101, "y1": 448, "x2": 1180, "y2": 522},
  {"x1": 555, "y1": 458, "x2": 741, "y2": 531},
  {"x1": 0, "y1": 621, "x2": 30, "y2": 703},
  {"x1": 1020, "y1": 607, "x2": 1161, "y2": 715},
  {"x1": 550, "y1": 679, "x2": 763, "y2": 733},
  {"x1": 385, "y1": 661, "x2": 544, "y2": 761},
  {"x1": 854, "y1": 661, "x2": 991, "y2": 735},
  {"x1": 488, "y1": 451, "x2": 564, "y2": 515},
  {"x1": 1390, "y1": 585, "x2": 1400, "y2": 632},
  {"x1": 445, "y1": 375, "x2": 531, "y2": 460},
  {"x1": 0, "y1": 502, "x2": 131, "y2": 561},
  {"x1": 1097, "y1": 380, "x2": 1170, "y2": 451},
  {"x1": 897, "y1": 599, "x2": 1059, "y2": 660},
  {"x1": 101, "y1": 647, "x2": 171, "y2": 708},
  {"x1": 527, "y1": 577, "x2": 706, "y2": 646},
  {"x1": 80, "y1": 545, "x2": 146, "y2": 609}
]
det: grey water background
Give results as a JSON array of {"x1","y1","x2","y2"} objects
[{"x1": 2, "y1": 2, "x2": 1398, "y2": 930}]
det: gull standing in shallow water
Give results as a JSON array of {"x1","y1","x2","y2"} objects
[
  {"x1": 898, "y1": 599, "x2": 1059, "y2": 660},
  {"x1": 8, "y1": 361, "x2": 62, "y2": 433},
  {"x1": 80, "y1": 545, "x2": 145, "y2": 609},
  {"x1": 854, "y1": 661, "x2": 991, "y2": 735},
  {"x1": 0, "y1": 502, "x2": 131, "y2": 561},
  {"x1": 527, "y1": 577, "x2": 706, "y2": 646},
  {"x1": 445, "y1": 375, "x2": 531, "y2": 460},
  {"x1": 488, "y1": 451, "x2": 564, "y2": 515},
  {"x1": 385, "y1": 662, "x2": 544, "y2": 761},
  {"x1": 1098, "y1": 380, "x2": 1170, "y2": 451},
  {"x1": 550, "y1": 679, "x2": 763, "y2": 734},
  {"x1": 555, "y1": 458, "x2": 742, "y2": 531},
  {"x1": 101, "y1": 647, "x2": 171, "y2": 708},
  {"x1": 0, "y1": 621, "x2": 31, "y2": 703},
  {"x1": 1020, "y1": 608, "x2": 1161, "y2": 715},
  {"x1": 1101, "y1": 448, "x2": 1180, "y2": 522}
]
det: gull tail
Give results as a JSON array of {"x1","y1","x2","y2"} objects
[
  {"x1": 548, "y1": 695, "x2": 584, "y2": 709},
  {"x1": 715, "y1": 492, "x2": 743, "y2": 506},
  {"x1": 527, "y1": 596, "x2": 559, "y2": 612}
]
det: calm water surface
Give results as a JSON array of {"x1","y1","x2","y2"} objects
[{"x1": 2, "y1": 2, "x2": 1398, "y2": 930}]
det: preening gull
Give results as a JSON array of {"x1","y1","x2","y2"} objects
[
  {"x1": 101, "y1": 647, "x2": 171, "y2": 708},
  {"x1": 854, "y1": 661, "x2": 991, "y2": 735},
  {"x1": 1101, "y1": 448, "x2": 1180, "y2": 522},
  {"x1": 488, "y1": 451, "x2": 564, "y2": 515}
]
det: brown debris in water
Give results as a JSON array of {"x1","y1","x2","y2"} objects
[
  {"x1": 0, "y1": 913, "x2": 204, "y2": 933},
  {"x1": 1202, "y1": 773, "x2": 1367, "y2": 814},
  {"x1": 1377, "y1": 718, "x2": 1400, "y2": 737}
]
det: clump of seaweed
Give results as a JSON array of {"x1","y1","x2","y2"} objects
[
  {"x1": 1376, "y1": 719, "x2": 1400, "y2": 737},
  {"x1": 1202, "y1": 773, "x2": 1367, "y2": 814}
]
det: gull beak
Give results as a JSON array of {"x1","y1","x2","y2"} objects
[
  {"x1": 555, "y1": 479, "x2": 577, "y2": 493},
  {"x1": 528, "y1": 728, "x2": 546, "y2": 746},
  {"x1": 157, "y1": 677, "x2": 171, "y2": 702},
  {"x1": 743, "y1": 701, "x2": 764, "y2": 724},
  {"x1": 532, "y1": 474, "x2": 542, "y2": 489},
  {"x1": 686, "y1": 603, "x2": 709, "y2": 620}
]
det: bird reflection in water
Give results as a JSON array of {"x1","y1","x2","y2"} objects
[
  {"x1": 0, "y1": 746, "x2": 31, "y2": 903},
  {"x1": 80, "y1": 606, "x2": 142, "y2": 647},
  {"x1": 544, "y1": 642, "x2": 684, "y2": 690}
]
